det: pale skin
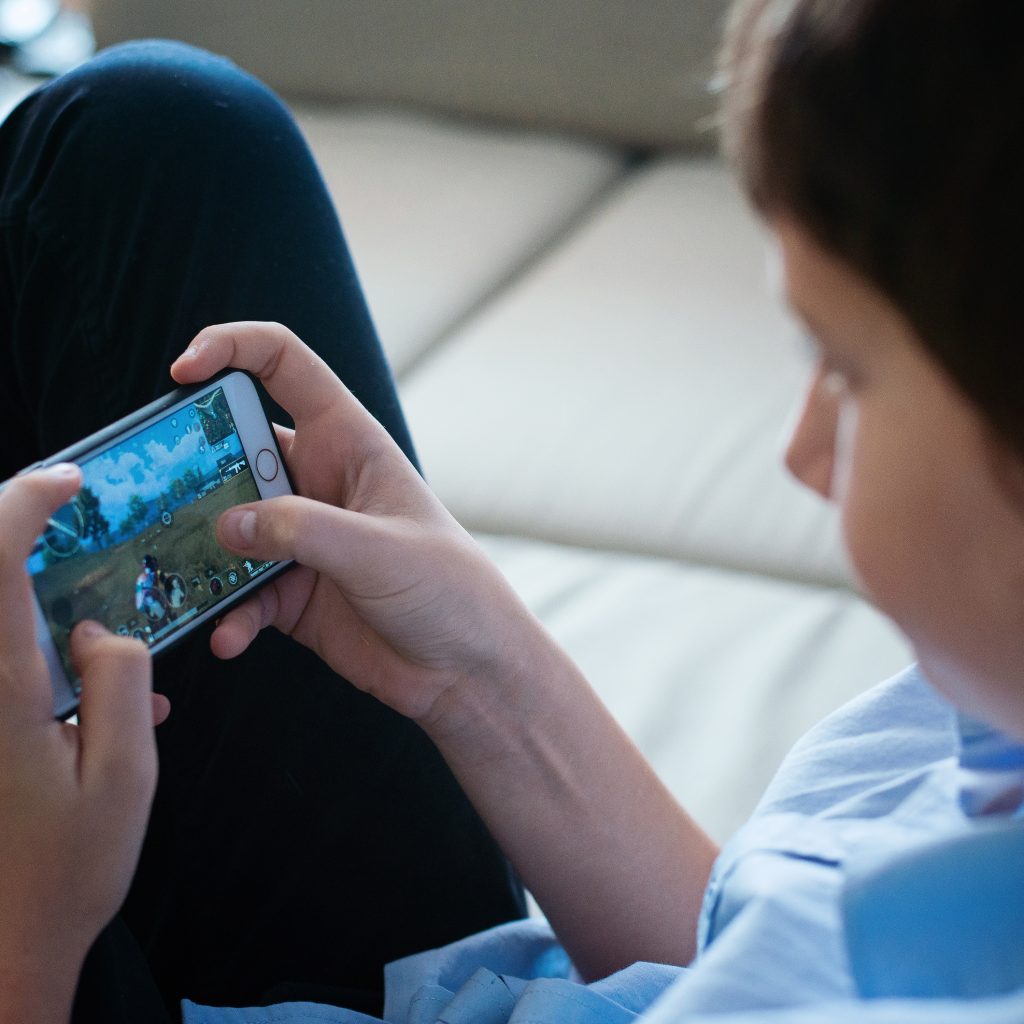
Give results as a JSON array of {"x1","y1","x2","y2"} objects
[
  {"x1": 0, "y1": 467, "x2": 169, "y2": 1024},
  {"x1": 174, "y1": 322, "x2": 720, "y2": 981},
  {"x1": 3, "y1": 219, "x2": 1024, "y2": 1020},
  {"x1": 777, "y1": 219, "x2": 1024, "y2": 739}
]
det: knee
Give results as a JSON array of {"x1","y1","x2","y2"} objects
[{"x1": 18, "y1": 39, "x2": 303, "y2": 181}]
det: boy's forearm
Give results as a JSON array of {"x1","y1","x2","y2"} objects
[{"x1": 425, "y1": 630, "x2": 719, "y2": 981}]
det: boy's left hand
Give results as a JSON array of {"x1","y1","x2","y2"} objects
[{"x1": 0, "y1": 466, "x2": 166, "y2": 1011}]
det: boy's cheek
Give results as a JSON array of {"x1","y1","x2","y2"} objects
[{"x1": 834, "y1": 468, "x2": 902, "y2": 618}]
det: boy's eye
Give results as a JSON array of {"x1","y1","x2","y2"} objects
[{"x1": 792, "y1": 329, "x2": 861, "y2": 396}]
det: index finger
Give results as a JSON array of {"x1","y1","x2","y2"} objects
[{"x1": 170, "y1": 322, "x2": 380, "y2": 440}]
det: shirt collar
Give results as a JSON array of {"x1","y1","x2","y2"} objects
[{"x1": 956, "y1": 711, "x2": 1024, "y2": 817}]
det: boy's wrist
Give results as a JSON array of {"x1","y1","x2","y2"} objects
[{"x1": 420, "y1": 626, "x2": 580, "y2": 765}]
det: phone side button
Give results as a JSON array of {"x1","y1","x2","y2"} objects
[{"x1": 255, "y1": 448, "x2": 279, "y2": 482}]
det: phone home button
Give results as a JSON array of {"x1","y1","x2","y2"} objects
[{"x1": 255, "y1": 448, "x2": 279, "y2": 481}]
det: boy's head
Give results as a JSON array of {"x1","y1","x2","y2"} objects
[
  {"x1": 719, "y1": 0, "x2": 1024, "y2": 735},
  {"x1": 720, "y1": 0, "x2": 1024, "y2": 458}
]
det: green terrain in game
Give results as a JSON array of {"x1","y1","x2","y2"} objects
[{"x1": 35, "y1": 471, "x2": 261, "y2": 676}]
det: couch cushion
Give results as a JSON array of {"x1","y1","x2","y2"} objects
[
  {"x1": 402, "y1": 156, "x2": 852, "y2": 587},
  {"x1": 295, "y1": 106, "x2": 625, "y2": 373},
  {"x1": 93, "y1": 0, "x2": 732, "y2": 148},
  {"x1": 476, "y1": 533, "x2": 912, "y2": 841}
]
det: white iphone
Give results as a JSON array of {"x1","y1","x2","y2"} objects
[{"x1": 15, "y1": 370, "x2": 294, "y2": 718}]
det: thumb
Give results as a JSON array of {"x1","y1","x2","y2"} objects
[
  {"x1": 71, "y1": 621, "x2": 157, "y2": 800},
  {"x1": 217, "y1": 496, "x2": 385, "y2": 578}
]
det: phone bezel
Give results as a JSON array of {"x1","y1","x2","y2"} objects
[{"x1": 21, "y1": 370, "x2": 295, "y2": 719}]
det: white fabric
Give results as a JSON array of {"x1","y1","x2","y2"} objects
[
  {"x1": 294, "y1": 106, "x2": 625, "y2": 373},
  {"x1": 296, "y1": 118, "x2": 905, "y2": 837},
  {"x1": 401, "y1": 158, "x2": 851, "y2": 587},
  {"x1": 290, "y1": 113, "x2": 910, "y2": 844},
  {"x1": 475, "y1": 533, "x2": 911, "y2": 841}
]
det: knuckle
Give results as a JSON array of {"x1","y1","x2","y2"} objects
[
  {"x1": 118, "y1": 641, "x2": 153, "y2": 679},
  {"x1": 91, "y1": 634, "x2": 152, "y2": 678},
  {"x1": 256, "y1": 583, "x2": 280, "y2": 631},
  {"x1": 263, "y1": 321, "x2": 298, "y2": 345},
  {"x1": 263, "y1": 497, "x2": 296, "y2": 542},
  {"x1": 274, "y1": 498, "x2": 312, "y2": 555}
]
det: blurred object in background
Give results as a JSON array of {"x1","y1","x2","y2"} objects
[
  {"x1": 0, "y1": 0, "x2": 60, "y2": 49},
  {"x1": 0, "y1": 0, "x2": 93, "y2": 75},
  {"x1": 0, "y1": 0, "x2": 93, "y2": 120}
]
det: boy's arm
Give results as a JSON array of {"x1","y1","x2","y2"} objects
[
  {"x1": 428, "y1": 636, "x2": 719, "y2": 979},
  {"x1": 176, "y1": 322, "x2": 719, "y2": 980}
]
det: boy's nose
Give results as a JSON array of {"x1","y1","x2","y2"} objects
[{"x1": 785, "y1": 368, "x2": 839, "y2": 500}]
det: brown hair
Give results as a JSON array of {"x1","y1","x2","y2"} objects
[{"x1": 719, "y1": 0, "x2": 1024, "y2": 455}]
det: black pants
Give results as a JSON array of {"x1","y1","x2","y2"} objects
[{"x1": 0, "y1": 40, "x2": 524, "y2": 1022}]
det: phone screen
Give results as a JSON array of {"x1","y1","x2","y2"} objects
[{"x1": 28, "y1": 384, "x2": 275, "y2": 693}]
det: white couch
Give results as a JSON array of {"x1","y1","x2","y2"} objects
[{"x1": 93, "y1": 1, "x2": 912, "y2": 842}]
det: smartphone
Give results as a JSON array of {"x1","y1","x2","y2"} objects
[{"x1": 15, "y1": 370, "x2": 294, "y2": 718}]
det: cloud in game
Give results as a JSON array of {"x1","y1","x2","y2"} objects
[
  {"x1": 144, "y1": 429, "x2": 205, "y2": 478},
  {"x1": 82, "y1": 428, "x2": 213, "y2": 531}
]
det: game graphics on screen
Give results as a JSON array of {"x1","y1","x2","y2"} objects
[{"x1": 29, "y1": 387, "x2": 275, "y2": 690}]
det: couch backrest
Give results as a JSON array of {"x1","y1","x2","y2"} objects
[{"x1": 91, "y1": 0, "x2": 730, "y2": 149}]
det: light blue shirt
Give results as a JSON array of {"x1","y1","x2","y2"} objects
[{"x1": 183, "y1": 666, "x2": 1024, "y2": 1024}]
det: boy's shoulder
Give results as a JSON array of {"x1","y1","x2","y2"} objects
[{"x1": 753, "y1": 665, "x2": 958, "y2": 820}]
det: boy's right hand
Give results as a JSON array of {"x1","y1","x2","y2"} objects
[
  {"x1": 174, "y1": 323, "x2": 719, "y2": 982},
  {"x1": 171, "y1": 322, "x2": 551, "y2": 729}
]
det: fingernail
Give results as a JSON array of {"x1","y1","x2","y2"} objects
[
  {"x1": 221, "y1": 508, "x2": 257, "y2": 548},
  {"x1": 49, "y1": 462, "x2": 80, "y2": 479},
  {"x1": 77, "y1": 620, "x2": 106, "y2": 639}
]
